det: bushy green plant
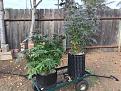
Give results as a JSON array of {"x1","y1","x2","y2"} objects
[
  {"x1": 25, "y1": 34, "x2": 64, "y2": 78},
  {"x1": 65, "y1": 3, "x2": 99, "y2": 54}
]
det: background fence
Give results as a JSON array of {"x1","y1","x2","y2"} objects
[{"x1": 3, "y1": 9, "x2": 121, "y2": 49}]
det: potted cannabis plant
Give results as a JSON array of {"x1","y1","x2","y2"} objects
[
  {"x1": 65, "y1": 4, "x2": 97, "y2": 79},
  {"x1": 25, "y1": 34, "x2": 64, "y2": 87}
]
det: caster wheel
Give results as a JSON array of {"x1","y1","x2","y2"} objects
[
  {"x1": 32, "y1": 84, "x2": 42, "y2": 91},
  {"x1": 64, "y1": 74, "x2": 72, "y2": 82},
  {"x1": 32, "y1": 85, "x2": 38, "y2": 91},
  {"x1": 76, "y1": 80, "x2": 89, "y2": 91}
]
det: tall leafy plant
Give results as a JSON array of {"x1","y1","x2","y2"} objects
[
  {"x1": 82, "y1": 0, "x2": 105, "y2": 6},
  {"x1": 64, "y1": 1, "x2": 105, "y2": 54}
]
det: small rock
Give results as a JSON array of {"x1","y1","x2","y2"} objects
[
  {"x1": 95, "y1": 60, "x2": 98, "y2": 62},
  {"x1": 96, "y1": 65, "x2": 100, "y2": 68},
  {"x1": 10, "y1": 61, "x2": 13, "y2": 63},
  {"x1": 112, "y1": 71, "x2": 115, "y2": 73},
  {"x1": 19, "y1": 83, "x2": 23, "y2": 86},
  {"x1": 24, "y1": 67, "x2": 26, "y2": 70},
  {"x1": 18, "y1": 65, "x2": 20, "y2": 67},
  {"x1": 114, "y1": 62, "x2": 117, "y2": 64},
  {"x1": 8, "y1": 76, "x2": 11, "y2": 79}
]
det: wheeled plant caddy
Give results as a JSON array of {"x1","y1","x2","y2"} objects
[
  {"x1": 32, "y1": 54, "x2": 119, "y2": 91},
  {"x1": 32, "y1": 66, "x2": 119, "y2": 91}
]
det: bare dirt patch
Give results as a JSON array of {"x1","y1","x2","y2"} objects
[{"x1": 0, "y1": 52, "x2": 121, "y2": 91}]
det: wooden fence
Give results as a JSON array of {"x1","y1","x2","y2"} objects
[
  {"x1": 4, "y1": 9, "x2": 64, "y2": 49},
  {"x1": 3, "y1": 9, "x2": 121, "y2": 49}
]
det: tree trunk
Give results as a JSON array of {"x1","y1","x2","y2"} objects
[
  {"x1": 28, "y1": 0, "x2": 36, "y2": 48},
  {"x1": 0, "y1": 0, "x2": 8, "y2": 51},
  {"x1": 29, "y1": 0, "x2": 36, "y2": 38}
]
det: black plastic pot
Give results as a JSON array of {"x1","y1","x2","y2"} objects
[
  {"x1": 36, "y1": 71, "x2": 57, "y2": 87},
  {"x1": 68, "y1": 53, "x2": 85, "y2": 79}
]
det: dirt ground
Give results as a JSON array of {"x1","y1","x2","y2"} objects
[{"x1": 0, "y1": 51, "x2": 121, "y2": 91}]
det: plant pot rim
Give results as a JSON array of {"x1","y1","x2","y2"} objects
[
  {"x1": 68, "y1": 52, "x2": 85, "y2": 55},
  {"x1": 37, "y1": 69, "x2": 57, "y2": 76}
]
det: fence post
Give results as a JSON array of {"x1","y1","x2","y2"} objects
[
  {"x1": 0, "y1": 0, "x2": 9, "y2": 52},
  {"x1": 118, "y1": 20, "x2": 121, "y2": 52}
]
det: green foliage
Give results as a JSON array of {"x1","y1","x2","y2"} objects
[
  {"x1": 25, "y1": 34, "x2": 64, "y2": 79},
  {"x1": 82, "y1": 0, "x2": 105, "y2": 6},
  {"x1": 65, "y1": 3, "x2": 98, "y2": 54}
]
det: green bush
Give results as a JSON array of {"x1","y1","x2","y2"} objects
[{"x1": 25, "y1": 34, "x2": 64, "y2": 79}]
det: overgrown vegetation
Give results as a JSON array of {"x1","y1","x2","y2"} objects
[
  {"x1": 64, "y1": 0, "x2": 106, "y2": 54},
  {"x1": 65, "y1": 4, "x2": 96, "y2": 54},
  {"x1": 25, "y1": 34, "x2": 65, "y2": 78}
]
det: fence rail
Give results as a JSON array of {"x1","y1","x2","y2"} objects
[
  {"x1": 4, "y1": 19, "x2": 64, "y2": 21},
  {"x1": 4, "y1": 17, "x2": 121, "y2": 22},
  {"x1": 3, "y1": 9, "x2": 121, "y2": 50}
]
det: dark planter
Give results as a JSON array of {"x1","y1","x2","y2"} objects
[
  {"x1": 36, "y1": 71, "x2": 57, "y2": 87},
  {"x1": 68, "y1": 53, "x2": 85, "y2": 79}
]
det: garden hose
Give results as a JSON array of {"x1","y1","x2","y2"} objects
[
  {"x1": 0, "y1": 71, "x2": 28, "y2": 78},
  {"x1": 84, "y1": 74, "x2": 119, "y2": 81}
]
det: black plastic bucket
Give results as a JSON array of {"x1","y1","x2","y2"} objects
[
  {"x1": 68, "y1": 53, "x2": 85, "y2": 79},
  {"x1": 36, "y1": 71, "x2": 57, "y2": 87}
]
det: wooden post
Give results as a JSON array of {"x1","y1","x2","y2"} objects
[
  {"x1": 118, "y1": 20, "x2": 121, "y2": 52},
  {"x1": 0, "y1": 0, "x2": 9, "y2": 52},
  {"x1": 0, "y1": 0, "x2": 6, "y2": 47}
]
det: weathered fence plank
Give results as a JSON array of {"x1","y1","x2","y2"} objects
[{"x1": 3, "y1": 9, "x2": 121, "y2": 49}]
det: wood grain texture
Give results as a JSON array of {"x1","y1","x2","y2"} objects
[{"x1": 3, "y1": 9, "x2": 121, "y2": 49}]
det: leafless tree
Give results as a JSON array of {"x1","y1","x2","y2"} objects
[{"x1": 29, "y1": 0, "x2": 42, "y2": 41}]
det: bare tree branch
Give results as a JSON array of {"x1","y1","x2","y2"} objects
[
  {"x1": 30, "y1": 0, "x2": 32, "y2": 9},
  {"x1": 117, "y1": 1, "x2": 121, "y2": 7},
  {"x1": 104, "y1": 1, "x2": 115, "y2": 5},
  {"x1": 58, "y1": 0, "x2": 59, "y2": 9},
  {"x1": 35, "y1": 0, "x2": 42, "y2": 8},
  {"x1": 26, "y1": 0, "x2": 28, "y2": 9}
]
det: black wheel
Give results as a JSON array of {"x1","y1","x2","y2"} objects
[{"x1": 76, "y1": 80, "x2": 89, "y2": 91}]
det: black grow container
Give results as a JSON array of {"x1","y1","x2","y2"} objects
[
  {"x1": 68, "y1": 53, "x2": 85, "y2": 79},
  {"x1": 36, "y1": 71, "x2": 57, "y2": 87}
]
